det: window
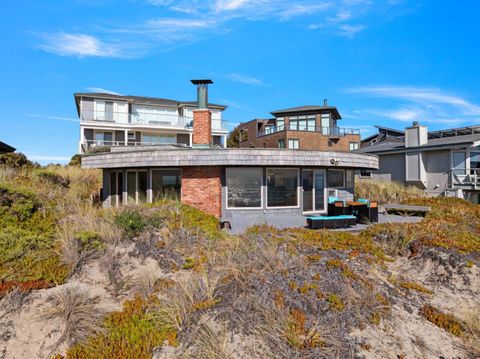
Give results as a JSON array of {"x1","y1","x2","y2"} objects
[
  {"x1": 265, "y1": 125, "x2": 273, "y2": 135},
  {"x1": 226, "y1": 168, "x2": 262, "y2": 208},
  {"x1": 95, "y1": 131, "x2": 113, "y2": 145},
  {"x1": 345, "y1": 170, "x2": 354, "y2": 188},
  {"x1": 321, "y1": 114, "x2": 330, "y2": 135},
  {"x1": 288, "y1": 139, "x2": 299, "y2": 149},
  {"x1": 128, "y1": 132, "x2": 136, "y2": 141},
  {"x1": 127, "y1": 171, "x2": 147, "y2": 204},
  {"x1": 278, "y1": 139, "x2": 285, "y2": 148},
  {"x1": 267, "y1": 168, "x2": 298, "y2": 207},
  {"x1": 152, "y1": 169, "x2": 181, "y2": 201},
  {"x1": 276, "y1": 118, "x2": 285, "y2": 130},
  {"x1": 327, "y1": 169, "x2": 345, "y2": 188},
  {"x1": 142, "y1": 133, "x2": 176, "y2": 145},
  {"x1": 288, "y1": 116, "x2": 316, "y2": 131},
  {"x1": 359, "y1": 170, "x2": 372, "y2": 178},
  {"x1": 349, "y1": 142, "x2": 359, "y2": 151},
  {"x1": 105, "y1": 101, "x2": 114, "y2": 121}
]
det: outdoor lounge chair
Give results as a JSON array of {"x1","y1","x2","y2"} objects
[
  {"x1": 357, "y1": 201, "x2": 379, "y2": 224},
  {"x1": 306, "y1": 215, "x2": 357, "y2": 229}
]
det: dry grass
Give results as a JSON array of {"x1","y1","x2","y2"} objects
[
  {"x1": 462, "y1": 305, "x2": 480, "y2": 355},
  {"x1": 39, "y1": 286, "x2": 105, "y2": 350},
  {"x1": 183, "y1": 321, "x2": 233, "y2": 359},
  {"x1": 100, "y1": 250, "x2": 130, "y2": 297},
  {"x1": 355, "y1": 179, "x2": 425, "y2": 204}
]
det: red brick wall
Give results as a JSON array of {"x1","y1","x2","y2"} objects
[
  {"x1": 181, "y1": 166, "x2": 222, "y2": 218},
  {"x1": 192, "y1": 110, "x2": 212, "y2": 145}
]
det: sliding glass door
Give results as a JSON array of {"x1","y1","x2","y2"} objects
[
  {"x1": 302, "y1": 169, "x2": 326, "y2": 213},
  {"x1": 127, "y1": 170, "x2": 147, "y2": 205}
]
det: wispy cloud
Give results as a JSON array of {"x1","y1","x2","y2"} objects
[
  {"x1": 85, "y1": 87, "x2": 122, "y2": 95},
  {"x1": 36, "y1": 0, "x2": 409, "y2": 57},
  {"x1": 226, "y1": 73, "x2": 263, "y2": 85},
  {"x1": 38, "y1": 33, "x2": 129, "y2": 58},
  {"x1": 26, "y1": 113, "x2": 78, "y2": 123},
  {"x1": 346, "y1": 85, "x2": 480, "y2": 127}
]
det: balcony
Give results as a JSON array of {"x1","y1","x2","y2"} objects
[
  {"x1": 80, "y1": 140, "x2": 188, "y2": 153},
  {"x1": 450, "y1": 168, "x2": 480, "y2": 189},
  {"x1": 80, "y1": 110, "x2": 228, "y2": 131},
  {"x1": 256, "y1": 124, "x2": 360, "y2": 138}
]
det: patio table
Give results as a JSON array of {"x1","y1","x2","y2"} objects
[{"x1": 345, "y1": 201, "x2": 368, "y2": 220}]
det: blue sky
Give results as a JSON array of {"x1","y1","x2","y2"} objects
[{"x1": 1, "y1": 0, "x2": 480, "y2": 164}]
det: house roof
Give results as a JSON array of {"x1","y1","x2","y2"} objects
[
  {"x1": 357, "y1": 132, "x2": 480, "y2": 154},
  {"x1": 375, "y1": 125, "x2": 404, "y2": 135},
  {"x1": 270, "y1": 105, "x2": 341, "y2": 119},
  {"x1": 0, "y1": 141, "x2": 15, "y2": 153},
  {"x1": 73, "y1": 93, "x2": 227, "y2": 115}
]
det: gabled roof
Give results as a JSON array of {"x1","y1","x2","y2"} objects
[
  {"x1": 74, "y1": 93, "x2": 227, "y2": 116},
  {"x1": 375, "y1": 125, "x2": 404, "y2": 135},
  {"x1": 270, "y1": 105, "x2": 341, "y2": 119},
  {"x1": 357, "y1": 133, "x2": 480, "y2": 154},
  {"x1": 0, "y1": 141, "x2": 15, "y2": 153}
]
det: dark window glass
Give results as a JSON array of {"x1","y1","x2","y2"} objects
[
  {"x1": 327, "y1": 169, "x2": 345, "y2": 188},
  {"x1": 152, "y1": 169, "x2": 181, "y2": 201},
  {"x1": 267, "y1": 168, "x2": 298, "y2": 207},
  {"x1": 227, "y1": 168, "x2": 262, "y2": 208}
]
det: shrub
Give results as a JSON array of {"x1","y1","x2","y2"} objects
[
  {"x1": 36, "y1": 170, "x2": 70, "y2": 188},
  {"x1": 0, "y1": 152, "x2": 35, "y2": 169},
  {"x1": 115, "y1": 209, "x2": 146, "y2": 238},
  {"x1": 399, "y1": 281, "x2": 433, "y2": 295},
  {"x1": 420, "y1": 305, "x2": 464, "y2": 337},
  {"x1": 63, "y1": 296, "x2": 177, "y2": 358},
  {"x1": 355, "y1": 179, "x2": 425, "y2": 204},
  {"x1": 69, "y1": 155, "x2": 82, "y2": 167},
  {"x1": 327, "y1": 293, "x2": 345, "y2": 311},
  {"x1": 85, "y1": 146, "x2": 110, "y2": 154},
  {"x1": 0, "y1": 184, "x2": 40, "y2": 221},
  {"x1": 39, "y1": 286, "x2": 105, "y2": 349}
]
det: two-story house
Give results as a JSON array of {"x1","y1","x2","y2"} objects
[
  {"x1": 75, "y1": 91, "x2": 228, "y2": 154},
  {"x1": 357, "y1": 122, "x2": 480, "y2": 204},
  {"x1": 237, "y1": 101, "x2": 361, "y2": 151}
]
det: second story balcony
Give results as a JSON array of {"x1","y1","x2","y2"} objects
[
  {"x1": 256, "y1": 124, "x2": 360, "y2": 138},
  {"x1": 80, "y1": 110, "x2": 227, "y2": 131},
  {"x1": 450, "y1": 168, "x2": 480, "y2": 189}
]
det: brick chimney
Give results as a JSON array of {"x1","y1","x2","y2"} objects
[{"x1": 191, "y1": 79, "x2": 213, "y2": 147}]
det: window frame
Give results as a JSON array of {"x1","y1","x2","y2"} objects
[
  {"x1": 288, "y1": 138, "x2": 300, "y2": 149},
  {"x1": 278, "y1": 139, "x2": 285, "y2": 149},
  {"x1": 349, "y1": 142, "x2": 360, "y2": 151},
  {"x1": 126, "y1": 170, "x2": 148, "y2": 205},
  {"x1": 225, "y1": 167, "x2": 263, "y2": 210},
  {"x1": 266, "y1": 168, "x2": 300, "y2": 209}
]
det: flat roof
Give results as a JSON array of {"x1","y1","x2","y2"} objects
[
  {"x1": 270, "y1": 105, "x2": 341, "y2": 119},
  {"x1": 0, "y1": 141, "x2": 15, "y2": 153},
  {"x1": 82, "y1": 147, "x2": 378, "y2": 170}
]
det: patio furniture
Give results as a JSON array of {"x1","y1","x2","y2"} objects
[
  {"x1": 306, "y1": 215, "x2": 357, "y2": 229},
  {"x1": 328, "y1": 200, "x2": 346, "y2": 216},
  {"x1": 383, "y1": 204, "x2": 430, "y2": 217},
  {"x1": 356, "y1": 201, "x2": 379, "y2": 224},
  {"x1": 345, "y1": 201, "x2": 368, "y2": 220}
]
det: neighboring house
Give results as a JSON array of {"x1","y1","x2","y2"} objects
[
  {"x1": 0, "y1": 141, "x2": 15, "y2": 154},
  {"x1": 75, "y1": 87, "x2": 228, "y2": 154},
  {"x1": 357, "y1": 122, "x2": 480, "y2": 204},
  {"x1": 81, "y1": 80, "x2": 379, "y2": 227},
  {"x1": 237, "y1": 102, "x2": 361, "y2": 151},
  {"x1": 361, "y1": 125, "x2": 404, "y2": 147}
]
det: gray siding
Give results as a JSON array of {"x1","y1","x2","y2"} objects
[
  {"x1": 371, "y1": 153, "x2": 406, "y2": 184},
  {"x1": 424, "y1": 150, "x2": 450, "y2": 193},
  {"x1": 81, "y1": 99, "x2": 94, "y2": 121}
]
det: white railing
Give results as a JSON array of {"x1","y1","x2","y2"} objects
[
  {"x1": 450, "y1": 168, "x2": 480, "y2": 188},
  {"x1": 80, "y1": 140, "x2": 186, "y2": 153},
  {"x1": 80, "y1": 110, "x2": 228, "y2": 130},
  {"x1": 256, "y1": 125, "x2": 360, "y2": 138}
]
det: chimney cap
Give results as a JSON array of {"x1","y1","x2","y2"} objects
[
  {"x1": 191, "y1": 79, "x2": 213, "y2": 85},
  {"x1": 412, "y1": 121, "x2": 419, "y2": 126}
]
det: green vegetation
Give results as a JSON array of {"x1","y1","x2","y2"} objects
[
  {"x1": 62, "y1": 296, "x2": 177, "y2": 358},
  {"x1": 420, "y1": 305, "x2": 464, "y2": 337}
]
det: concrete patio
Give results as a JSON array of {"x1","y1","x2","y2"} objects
[{"x1": 227, "y1": 212, "x2": 424, "y2": 234}]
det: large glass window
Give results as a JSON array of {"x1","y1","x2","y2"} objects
[
  {"x1": 327, "y1": 169, "x2": 345, "y2": 188},
  {"x1": 95, "y1": 131, "x2": 113, "y2": 146},
  {"x1": 127, "y1": 171, "x2": 147, "y2": 204},
  {"x1": 267, "y1": 168, "x2": 298, "y2": 207},
  {"x1": 288, "y1": 116, "x2": 315, "y2": 131},
  {"x1": 127, "y1": 172, "x2": 136, "y2": 204},
  {"x1": 345, "y1": 170, "x2": 354, "y2": 188},
  {"x1": 226, "y1": 168, "x2": 262, "y2": 208},
  {"x1": 142, "y1": 133, "x2": 176, "y2": 145},
  {"x1": 152, "y1": 169, "x2": 181, "y2": 201}
]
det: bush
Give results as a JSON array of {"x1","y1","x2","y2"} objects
[
  {"x1": 85, "y1": 146, "x2": 110, "y2": 154},
  {"x1": 355, "y1": 179, "x2": 425, "y2": 204},
  {"x1": 115, "y1": 209, "x2": 146, "y2": 238},
  {"x1": 0, "y1": 184, "x2": 40, "y2": 221},
  {"x1": 0, "y1": 152, "x2": 35, "y2": 169},
  {"x1": 420, "y1": 305, "x2": 464, "y2": 336},
  {"x1": 69, "y1": 155, "x2": 82, "y2": 167},
  {"x1": 36, "y1": 170, "x2": 70, "y2": 187}
]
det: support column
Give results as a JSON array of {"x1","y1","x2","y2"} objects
[
  {"x1": 124, "y1": 129, "x2": 128, "y2": 146},
  {"x1": 188, "y1": 133, "x2": 193, "y2": 147}
]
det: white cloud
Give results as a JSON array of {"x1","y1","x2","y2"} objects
[
  {"x1": 214, "y1": 0, "x2": 252, "y2": 12},
  {"x1": 338, "y1": 24, "x2": 366, "y2": 37},
  {"x1": 349, "y1": 85, "x2": 480, "y2": 115},
  {"x1": 26, "y1": 113, "x2": 79, "y2": 122},
  {"x1": 38, "y1": 33, "x2": 127, "y2": 58},
  {"x1": 280, "y1": 3, "x2": 330, "y2": 20},
  {"x1": 86, "y1": 87, "x2": 122, "y2": 95},
  {"x1": 346, "y1": 85, "x2": 480, "y2": 127},
  {"x1": 226, "y1": 73, "x2": 263, "y2": 85}
]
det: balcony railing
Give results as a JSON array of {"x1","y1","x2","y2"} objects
[
  {"x1": 80, "y1": 140, "x2": 188, "y2": 153},
  {"x1": 256, "y1": 124, "x2": 360, "y2": 138},
  {"x1": 450, "y1": 168, "x2": 480, "y2": 188},
  {"x1": 80, "y1": 110, "x2": 227, "y2": 130}
]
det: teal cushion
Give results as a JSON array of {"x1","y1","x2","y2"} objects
[
  {"x1": 307, "y1": 215, "x2": 356, "y2": 220},
  {"x1": 358, "y1": 198, "x2": 369, "y2": 204}
]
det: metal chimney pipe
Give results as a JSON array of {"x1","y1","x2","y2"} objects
[
  {"x1": 191, "y1": 79, "x2": 213, "y2": 109},
  {"x1": 324, "y1": 99, "x2": 328, "y2": 106}
]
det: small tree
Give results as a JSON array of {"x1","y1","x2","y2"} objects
[{"x1": 227, "y1": 125, "x2": 241, "y2": 148}]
